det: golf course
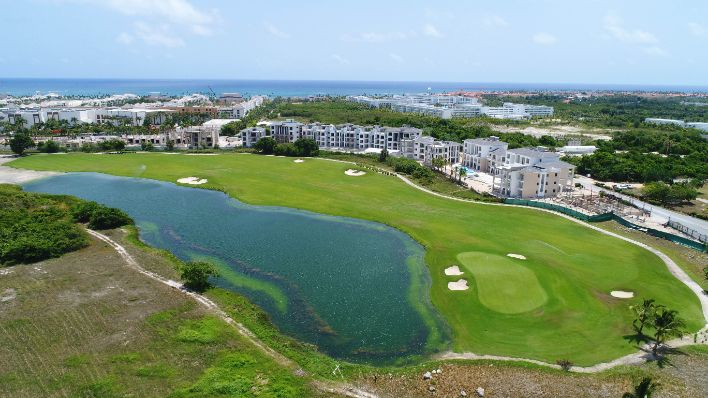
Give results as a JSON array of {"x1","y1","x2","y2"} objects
[{"x1": 9, "y1": 152, "x2": 705, "y2": 366}]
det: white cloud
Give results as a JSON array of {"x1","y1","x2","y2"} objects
[
  {"x1": 264, "y1": 22, "x2": 290, "y2": 39},
  {"x1": 532, "y1": 32, "x2": 558, "y2": 45},
  {"x1": 342, "y1": 31, "x2": 415, "y2": 43},
  {"x1": 100, "y1": 0, "x2": 215, "y2": 36},
  {"x1": 116, "y1": 32, "x2": 134, "y2": 45},
  {"x1": 389, "y1": 53, "x2": 404, "y2": 63},
  {"x1": 331, "y1": 54, "x2": 350, "y2": 65},
  {"x1": 603, "y1": 14, "x2": 657, "y2": 44},
  {"x1": 133, "y1": 22, "x2": 184, "y2": 48},
  {"x1": 423, "y1": 23, "x2": 443, "y2": 38},
  {"x1": 689, "y1": 22, "x2": 706, "y2": 37},
  {"x1": 643, "y1": 46, "x2": 668, "y2": 57},
  {"x1": 483, "y1": 15, "x2": 508, "y2": 28}
]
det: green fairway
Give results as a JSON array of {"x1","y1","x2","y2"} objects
[
  {"x1": 10, "y1": 153, "x2": 705, "y2": 366},
  {"x1": 457, "y1": 252, "x2": 548, "y2": 314}
]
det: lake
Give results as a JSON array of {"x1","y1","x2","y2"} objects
[{"x1": 23, "y1": 172, "x2": 443, "y2": 362}]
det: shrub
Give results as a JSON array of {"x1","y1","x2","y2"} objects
[
  {"x1": 180, "y1": 261, "x2": 219, "y2": 292},
  {"x1": 556, "y1": 359, "x2": 573, "y2": 371},
  {"x1": 254, "y1": 137, "x2": 277, "y2": 154},
  {"x1": 38, "y1": 140, "x2": 61, "y2": 153},
  {"x1": 87, "y1": 207, "x2": 132, "y2": 230},
  {"x1": 141, "y1": 142, "x2": 154, "y2": 151},
  {"x1": 274, "y1": 143, "x2": 298, "y2": 156},
  {"x1": 98, "y1": 139, "x2": 126, "y2": 152},
  {"x1": 71, "y1": 201, "x2": 132, "y2": 230}
]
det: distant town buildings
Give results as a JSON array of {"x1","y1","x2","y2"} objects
[
  {"x1": 347, "y1": 93, "x2": 554, "y2": 120},
  {"x1": 0, "y1": 94, "x2": 266, "y2": 128},
  {"x1": 644, "y1": 118, "x2": 708, "y2": 132}
]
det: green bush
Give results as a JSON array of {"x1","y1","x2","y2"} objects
[
  {"x1": 87, "y1": 207, "x2": 132, "y2": 230},
  {"x1": 71, "y1": 201, "x2": 132, "y2": 230},
  {"x1": 0, "y1": 185, "x2": 89, "y2": 265},
  {"x1": 180, "y1": 261, "x2": 219, "y2": 292},
  {"x1": 37, "y1": 140, "x2": 62, "y2": 153}
]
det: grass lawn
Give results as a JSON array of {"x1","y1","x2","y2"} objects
[{"x1": 10, "y1": 152, "x2": 705, "y2": 366}]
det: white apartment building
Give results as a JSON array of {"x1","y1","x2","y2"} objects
[
  {"x1": 240, "y1": 127, "x2": 267, "y2": 148},
  {"x1": 493, "y1": 147, "x2": 574, "y2": 198},
  {"x1": 243, "y1": 121, "x2": 422, "y2": 152},
  {"x1": 401, "y1": 136, "x2": 461, "y2": 165},
  {"x1": 462, "y1": 136, "x2": 509, "y2": 171}
]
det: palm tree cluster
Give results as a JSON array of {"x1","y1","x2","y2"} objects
[{"x1": 630, "y1": 299, "x2": 686, "y2": 355}]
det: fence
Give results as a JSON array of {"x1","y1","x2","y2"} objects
[
  {"x1": 666, "y1": 220, "x2": 708, "y2": 244},
  {"x1": 505, "y1": 198, "x2": 707, "y2": 253},
  {"x1": 504, "y1": 198, "x2": 614, "y2": 222}
]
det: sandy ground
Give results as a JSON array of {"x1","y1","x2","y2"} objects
[
  {"x1": 0, "y1": 155, "x2": 59, "y2": 184},
  {"x1": 491, "y1": 124, "x2": 614, "y2": 141},
  {"x1": 447, "y1": 279, "x2": 469, "y2": 291},
  {"x1": 610, "y1": 290, "x2": 634, "y2": 299},
  {"x1": 345, "y1": 169, "x2": 366, "y2": 176},
  {"x1": 444, "y1": 265, "x2": 464, "y2": 276},
  {"x1": 294, "y1": 159, "x2": 305, "y2": 163},
  {"x1": 177, "y1": 176, "x2": 208, "y2": 185},
  {"x1": 507, "y1": 253, "x2": 527, "y2": 260}
]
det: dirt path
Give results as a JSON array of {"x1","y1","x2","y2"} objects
[{"x1": 85, "y1": 229, "x2": 377, "y2": 398}]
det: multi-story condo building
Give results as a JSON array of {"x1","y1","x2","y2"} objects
[
  {"x1": 241, "y1": 127, "x2": 268, "y2": 148},
  {"x1": 492, "y1": 147, "x2": 574, "y2": 198},
  {"x1": 462, "y1": 136, "x2": 509, "y2": 171},
  {"x1": 347, "y1": 95, "x2": 552, "y2": 120},
  {"x1": 256, "y1": 121, "x2": 423, "y2": 152},
  {"x1": 401, "y1": 136, "x2": 461, "y2": 165}
]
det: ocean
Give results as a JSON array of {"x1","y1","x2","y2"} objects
[{"x1": 1, "y1": 78, "x2": 708, "y2": 97}]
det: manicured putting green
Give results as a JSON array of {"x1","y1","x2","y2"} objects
[{"x1": 457, "y1": 251, "x2": 548, "y2": 314}]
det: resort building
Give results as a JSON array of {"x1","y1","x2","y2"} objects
[
  {"x1": 347, "y1": 94, "x2": 553, "y2": 120},
  {"x1": 251, "y1": 121, "x2": 422, "y2": 152},
  {"x1": 241, "y1": 127, "x2": 268, "y2": 148},
  {"x1": 492, "y1": 147, "x2": 575, "y2": 198},
  {"x1": 461, "y1": 136, "x2": 509, "y2": 171},
  {"x1": 401, "y1": 136, "x2": 461, "y2": 165}
]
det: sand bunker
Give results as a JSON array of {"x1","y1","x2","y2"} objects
[
  {"x1": 177, "y1": 177, "x2": 208, "y2": 185},
  {"x1": 162, "y1": 152, "x2": 180, "y2": 155},
  {"x1": 444, "y1": 265, "x2": 464, "y2": 276},
  {"x1": 294, "y1": 159, "x2": 305, "y2": 163},
  {"x1": 185, "y1": 153, "x2": 218, "y2": 156},
  {"x1": 448, "y1": 279, "x2": 469, "y2": 291},
  {"x1": 507, "y1": 253, "x2": 527, "y2": 260},
  {"x1": 345, "y1": 169, "x2": 366, "y2": 177},
  {"x1": 611, "y1": 290, "x2": 634, "y2": 299}
]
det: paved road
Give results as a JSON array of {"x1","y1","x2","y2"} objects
[{"x1": 575, "y1": 176, "x2": 708, "y2": 238}]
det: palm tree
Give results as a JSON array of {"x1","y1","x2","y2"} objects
[
  {"x1": 459, "y1": 167, "x2": 467, "y2": 183},
  {"x1": 631, "y1": 299, "x2": 657, "y2": 336},
  {"x1": 622, "y1": 377, "x2": 658, "y2": 398},
  {"x1": 651, "y1": 307, "x2": 685, "y2": 355}
]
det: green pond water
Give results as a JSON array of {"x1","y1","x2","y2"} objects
[{"x1": 23, "y1": 173, "x2": 444, "y2": 362}]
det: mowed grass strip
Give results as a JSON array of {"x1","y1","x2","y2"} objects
[{"x1": 10, "y1": 153, "x2": 705, "y2": 365}]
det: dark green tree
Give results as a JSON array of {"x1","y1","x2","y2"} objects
[
  {"x1": 254, "y1": 137, "x2": 278, "y2": 154},
  {"x1": 180, "y1": 261, "x2": 219, "y2": 292},
  {"x1": 293, "y1": 138, "x2": 319, "y2": 157},
  {"x1": 9, "y1": 131, "x2": 35, "y2": 155},
  {"x1": 37, "y1": 140, "x2": 61, "y2": 153},
  {"x1": 379, "y1": 147, "x2": 389, "y2": 162}
]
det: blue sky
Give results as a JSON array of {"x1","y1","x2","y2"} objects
[{"x1": 1, "y1": 0, "x2": 707, "y2": 85}]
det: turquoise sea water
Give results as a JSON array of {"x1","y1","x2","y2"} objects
[
  {"x1": 2, "y1": 78, "x2": 707, "y2": 97},
  {"x1": 23, "y1": 173, "x2": 443, "y2": 362}
]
